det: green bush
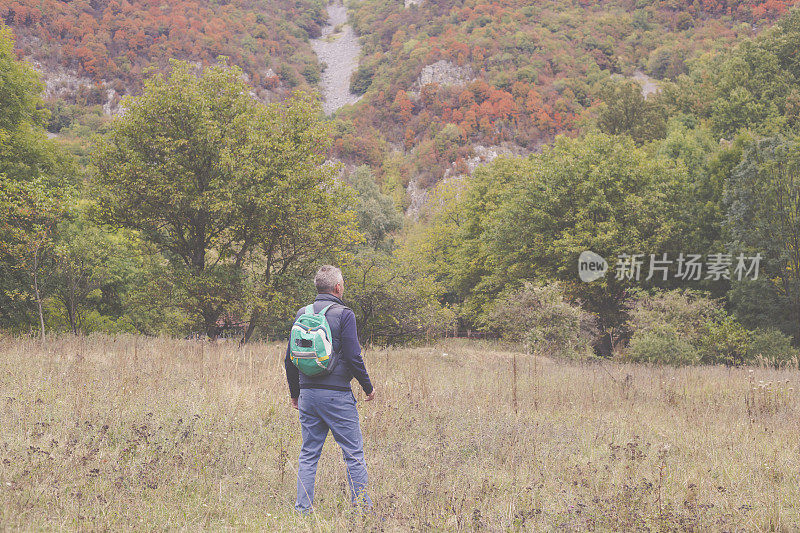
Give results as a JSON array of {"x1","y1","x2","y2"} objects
[
  {"x1": 300, "y1": 62, "x2": 320, "y2": 84},
  {"x1": 626, "y1": 326, "x2": 700, "y2": 365},
  {"x1": 626, "y1": 289, "x2": 718, "y2": 342},
  {"x1": 625, "y1": 289, "x2": 756, "y2": 366},
  {"x1": 747, "y1": 328, "x2": 798, "y2": 367},
  {"x1": 487, "y1": 281, "x2": 597, "y2": 359},
  {"x1": 697, "y1": 315, "x2": 751, "y2": 365},
  {"x1": 350, "y1": 63, "x2": 376, "y2": 95}
]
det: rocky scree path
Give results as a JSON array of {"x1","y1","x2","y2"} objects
[{"x1": 310, "y1": 2, "x2": 362, "y2": 115}]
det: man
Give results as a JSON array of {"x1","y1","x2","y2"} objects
[{"x1": 285, "y1": 265, "x2": 375, "y2": 514}]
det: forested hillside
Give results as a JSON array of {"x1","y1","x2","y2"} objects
[
  {"x1": 0, "y1": 0, "x2": 327, "y2": 108},
  {"x1": 332, "y1": 0, "x2": 797, "y2": 201},
  {"x1": 2, "y1": 1, "x2": 800, "y2": 363},
  {"x1": 398, "y1": 7, "x2": 800, "y2": 362},
  {"x1": 2, "y1": 0, "x2": 794, "y2": 192}
]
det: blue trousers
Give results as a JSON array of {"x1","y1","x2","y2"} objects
[{"x1": 295, "y1": 388, "x2": 372, "y2": 512}]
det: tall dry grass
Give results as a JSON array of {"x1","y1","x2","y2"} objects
[{"x1": 0, "y1": 334, "x2": 798, "y2": 531}]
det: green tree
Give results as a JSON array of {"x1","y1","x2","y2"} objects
[
  {"x1": 724, "y1": 135, "x2": 800, "y2": 340},
  {"x1": 401, "y1": 158, "x2": 524, "y2": 327},
  {"x1": 656, "y1": 117, "x2": 728, "y2": 257},
  {"x1": 486, "y1": 133, "x2": 689, "y2": 339},
  {"x1": 0, "y1": 25, "x2": 63, "y2": 182},
  {"x1": 597, "y1": 80, "x2": 667, "y2": 145},
  {"x1": 349, "y1": 57, "x2": 380, "y2": 95},
  {"x1": 0, "y1": 24, "x2": 71, "y2": 335},
  {"x1": 0, "y1": 178, "x2": 65, "y2": 336},
  {"x1": 47, "y1": 215, "x2": 146, "y2": 335},
  {"x1": 343, "y1": 248, "x2": 454, "y2": 345},
  {"x1": 345, "y1": 165, "x2": 403, "y2": 250},
  {"x1": 93, "y1": 60, "x2": 359, "y2": 339}
]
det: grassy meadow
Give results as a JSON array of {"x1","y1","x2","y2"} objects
[{"x1": 0, "y1": 335, "x2": 798, "y2": 531}]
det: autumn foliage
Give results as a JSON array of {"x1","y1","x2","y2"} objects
[
  {"x1": 0, "y1": 0, "x2": 326, "y2": 99},
  {"x1": 335, "y1": 0, "x2": 797, "y2": 189}
]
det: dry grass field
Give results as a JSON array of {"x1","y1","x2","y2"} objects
[{"x1": 0, "y1": 335, "x2": 798, "y2": 531}]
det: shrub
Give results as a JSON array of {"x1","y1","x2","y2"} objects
[
  {"x1": 697, "y1": 315, "x2": 752, "y2": 365},
  {"x1": 487, "y1": 281, "x2": 597, "y2": 359},
  {"x1": 626, "y1": 326, "x2": 700, "y2": 366},
  {"x1": 626, "y1": 288, "x2": 718, "y2": 343},
  {"x1": 350, "y1": 62, "x2": 376, "y2": 95},
  {"x1": 625, "y1": 289, "x2": 755, "y2": 366},
  {"x1": 747, "y1": 328, "x2": 798, "y2": 367}
]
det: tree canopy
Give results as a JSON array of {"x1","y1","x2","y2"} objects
[{"x1": 93, "y1": 60, "x2": 359, "y2": 339}]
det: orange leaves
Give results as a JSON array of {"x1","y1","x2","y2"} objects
[
  {"x1": 468, "y1": 78, "x2": 491, "y2": 102},
  {"x1": 1, "y1": 0, "x2": 324, "y2": 96},
  {"x1": 12, "y1": 4, "x2": 29, "y2": 25},
  {"x1": 76, "y1": 12, "x2": 98, "y2": 37},
  {"x1": 404, "y1": 127, "x2": 415, "y2": 150},
  {"x1": 458, "y1": 89, "x2": 475, "y2": 107},
  {"x1": 488, "y1": 89, "x2": 516, "y2": 120},
  {"x1": 751, "y1": 0, "x2": 798, "y2": 18},
  {"x1": 459, "y1": 106, "x2": 477, "y2": 136},
  {"x1": 524, "y1": 88, "x2": 556, "y2": 130},
  {"x1": 129, "y1": 30, "x2": 146, "y2": 50},
  {"x1": 394, "y1": 90, "x2": 414, "y2": 121}
]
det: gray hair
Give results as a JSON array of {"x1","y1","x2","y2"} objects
[{"x1": 314, "y1": 265, "x2": 343, "y2": 294}]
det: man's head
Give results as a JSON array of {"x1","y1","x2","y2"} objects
[{"x1": 314, "y1": 265, "x2": 344, "y2": 298}]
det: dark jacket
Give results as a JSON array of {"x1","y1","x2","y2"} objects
[{"x1": 285, "y1": 293, "x2": 373, "y2": 398}]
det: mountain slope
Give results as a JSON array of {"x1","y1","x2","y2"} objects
[
  {"x1": 0, "y1": 0, "x2": 327, "y2": 109},
  {"x1": 333, "y1": 0, "x2": 795, "y2": 200}
]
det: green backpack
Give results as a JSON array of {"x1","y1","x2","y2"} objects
[{"x1": 289, "y1": 303, "x2": 339, "y2": 377}]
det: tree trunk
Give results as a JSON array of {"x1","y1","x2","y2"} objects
[
  {"x1": 66, "y1": 292, "x2": 77, "y2": 335},
  {"x1": 240, "y1": 308, "x2": 261, "y2": 345},
  {"x1": 240, "y1": 257, "x2": 274, "y2": 345},
  {"x1": 69, "y1": 273, "x2": 79, "y2": 335},
  {"x1": 203, "y1": 307, "x2": 220, "y2": 340}
]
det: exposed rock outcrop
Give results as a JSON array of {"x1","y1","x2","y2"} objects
[
  {"x1": 410, "y1": 60, "x2": 474, "y2": 96},
  {"x1": 28, "y1": 62, "x2": 123, "y2": 115},
  {"x1": 632, "y1": 70, "x2": 660, "y2": 98}
]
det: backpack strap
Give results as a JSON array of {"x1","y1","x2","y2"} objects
[{"x1": 317, "y1": 302, "x2": 345, "y2": 346}]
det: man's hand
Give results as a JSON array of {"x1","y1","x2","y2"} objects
[
  {"x1": 365, "y1": 389, "x2": 376, "y2": 402},
  {"x1": 290, "y1": 396, "x2": 298, "y2": 409}
]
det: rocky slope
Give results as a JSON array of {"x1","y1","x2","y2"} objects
[{"x1": 310, "y1": 1, "x2": 362, "y2": 115}]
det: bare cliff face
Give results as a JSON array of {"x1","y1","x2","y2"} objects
[
  {"x1": 27, "y1": 58, "x2": 121, "y2": 115},
  {"x1": 409, "y1": 60, "x2": 474, "y2": 97},
  {"x1": 310, "y1": 2, "x2": 363, "y2": 115}
]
